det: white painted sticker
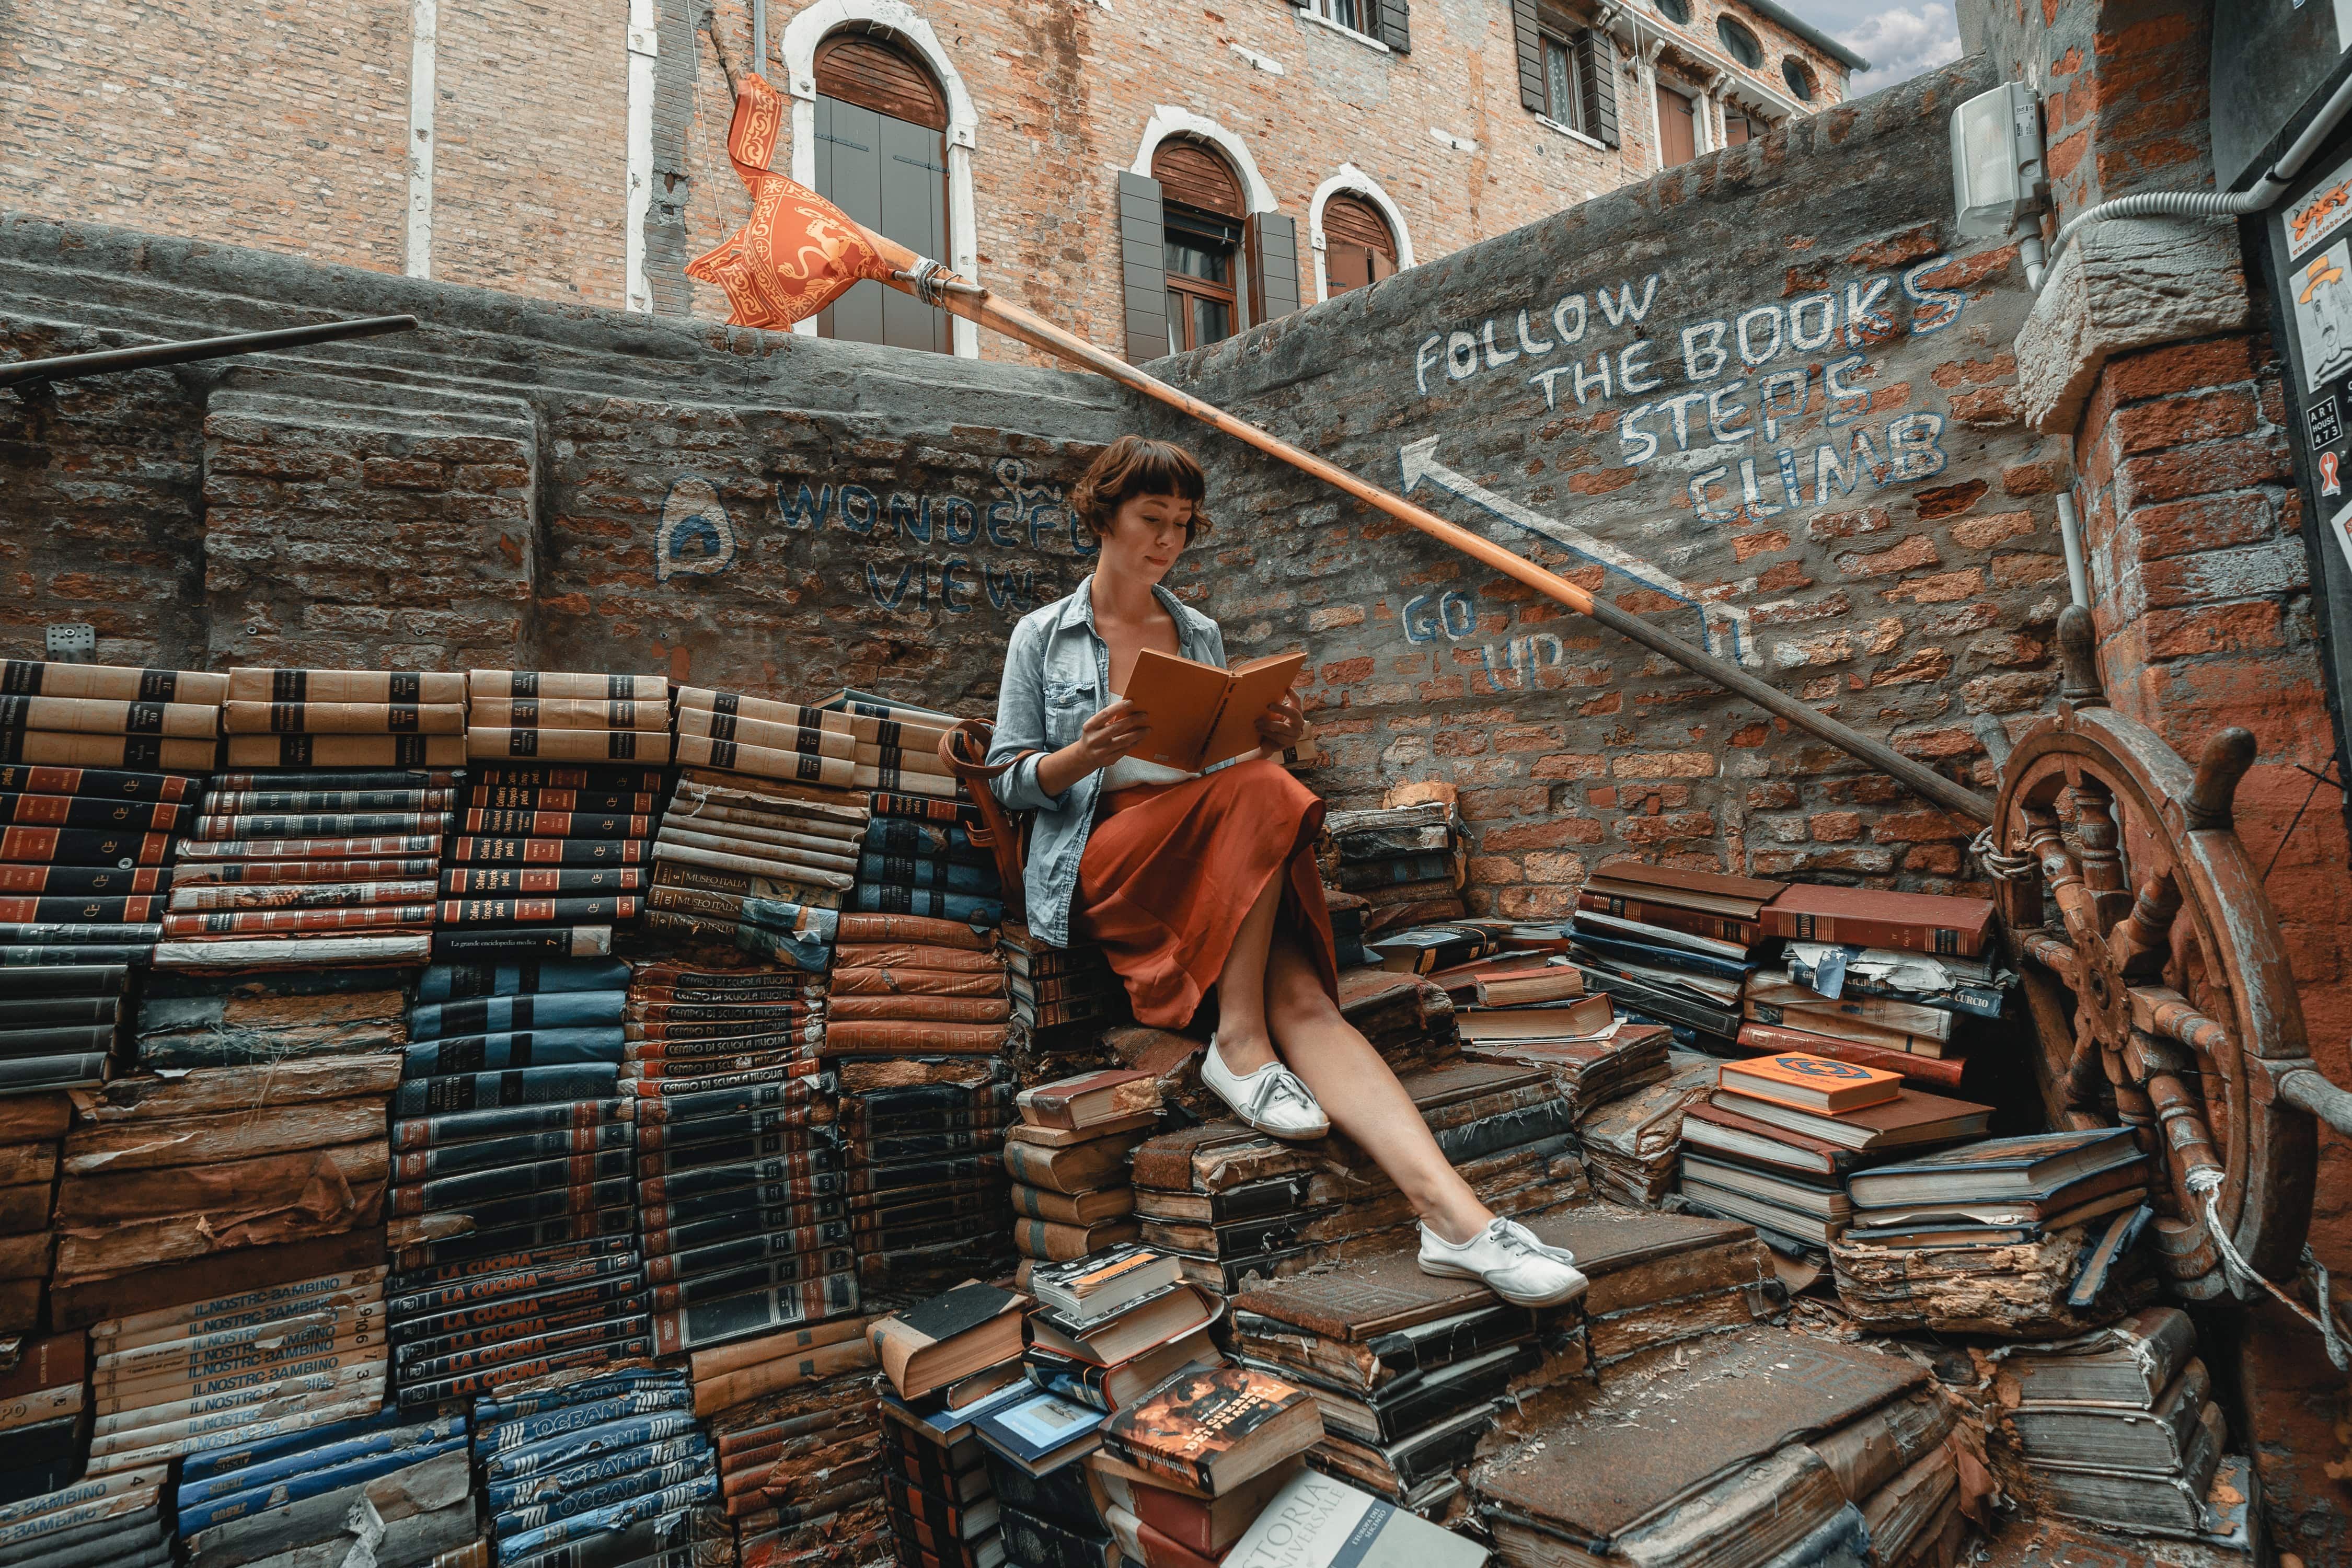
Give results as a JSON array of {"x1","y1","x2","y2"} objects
[
  {"x1": 2286, "y1": 149, "x2": 2352, "y2": 260},
  {"x1": 2289, "y1": 238, "x2": 2352, "y2": 393}
]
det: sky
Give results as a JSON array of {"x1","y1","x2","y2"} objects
[{"x1": 1784, "y1": 2, "x2": 1965, "y2": 95}]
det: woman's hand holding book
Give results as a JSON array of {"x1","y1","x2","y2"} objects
[
  {"x1": 1037, "y1": 699, "x2": 1152, "y2": 797},
  {"x1": 1252, "y1": 693, "x2": 1308, "y2": 762}
]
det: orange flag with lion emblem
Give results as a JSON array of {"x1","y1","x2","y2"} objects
[{"x1": 686, "y1": 73, "x2": 895, "y2": 328}]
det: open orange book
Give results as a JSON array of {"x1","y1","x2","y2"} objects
[{"x1": 1120, "y1": 648, "x2": 1307, "y2": 774}]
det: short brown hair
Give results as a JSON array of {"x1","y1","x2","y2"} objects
[{"x1": 1069, "y1": 435, "x2": 1215, "y2": 543}]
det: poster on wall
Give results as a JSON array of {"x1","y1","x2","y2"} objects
[{"x1": 2265, "y1": 131, "x2": 2352, "y2": 822}]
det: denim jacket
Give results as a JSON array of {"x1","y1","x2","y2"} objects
[{"x1": 987, "y1": 574, "x2": 1227, "y2": 947}]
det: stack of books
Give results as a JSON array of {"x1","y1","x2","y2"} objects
[
  {"x1": 1133, "y1": 1062, "x2": 1585, "y2": 1294},
  {"x1": 2001, "y1": 1307, "x2": 2242, "y2": 1540},
  {"x1": 1831, "y1": 1128, "x2": 2156, "y2": 1336},
  {"x1": 1324, "y1": 887, "x2": 1371, "y2": 969},
  {"x1": 0, "y1": 1330, "x2": 84, "y2": 1504},
  {"x1": 471, "y1": 1367, "x2": 719, "y2": 1565},
  {"x1": 828, "y1": 912, "x2": 1011, "y2": 1076},
  {"x1": 1472, "y1": 1328, "x2": 1959, "y2": 1568},
  {"x1": 1005, "y1": 1069, "x2": 1158, "y2": 1269},
  {"x1": 697, "y1": 1319, "x2": 885, "y2": 1564},
  {"x1": 387, "y1": 957, "x2": 647, "y2": 1408},
  {"x1": 0, "y1": 961, "x2": 128, "y2": 1100},
  {"x1": 870, "y1": 1283, "x2": 1031, "y2": 1568},
  {"x1": 175, "y1": 1410, "x2": 471, "y2": 1565},
  {"x1": 1462, "y1": 1017, "x2": 1673, "y2": 1121},
  {"x1": 53, "y1": 1021, "x2": 395, "y2": 1325},
  {"x1": 0, "y1": 1467, "x2": 168, "y2": 1568},
  {"x1": 0, "y1": 1095, "x2": 68, "y2": 1335},
  {"x1": 1088, "y1": 1359, "x2": 1324, "y2": 1559},
  {"x1": 674, "y1": 687, "x2": 958, "y2": 809},
  {"x1": 1, "y1": 738, "x2": 205, "y2": 983},
  {"x1": 82, "y1": 1260, "x2": 389, "y2": 1480},
  {"x1": 631, "y1": 958, "x2": 857, "y2": 1358},
  {"x1": 1, "y1": 660, "x2": 221, "y2": 777},
  {"x1": 222, "y1": 666, "x2": 465, "y2": 771},
  {"x1": 1676, "y1": 1052, "x2": 1993, "y2": 1253},
  {"x1": 999, "y1": 924, "x2": 1128, "y2": 1062},
  {"x1": 1317, "y1": 795, "x2": 1465, "y2": 937},
  {"x1": 1574, "y1": 1050, "x2": 1722, "y2": 1207},
  {"x1": 1570, "y1": 858, "x2": 1779, "y2": 1047},
  {"x1": 842, "y1": 1080, "x2": 1017, "y2": 1306}
]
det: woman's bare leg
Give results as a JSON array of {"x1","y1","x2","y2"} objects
[
  {"x1": 1208, "y1": 873, "x2": 1284, "y2": 1073},
  {"x1": 1263, "y1": 933, "x2": 1493, "y2": 1243}
]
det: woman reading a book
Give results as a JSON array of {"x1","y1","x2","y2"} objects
[{"x1": 987, "y1": 436, "x2": 1585, "y2": 1307}]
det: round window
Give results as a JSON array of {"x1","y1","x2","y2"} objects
[
  {"x1": 1716, "y1": 15, "x2": 1763, "y2": 68},
  {"x1": 1654, "y1": 0, "x2": 1691, "y2": 24},
  {"x1": 1782, "y1": 56, "x2": 1816, "y2": 101}
]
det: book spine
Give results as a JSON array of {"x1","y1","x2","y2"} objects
[
  {"x1": 226, "y1": 670, "x2": 467, "y2": 706},
  {"x1": 0, "y1": 824, "x2": 174, "y2": 864},
  {"x1": 1576, "y1": 890, "x2": 1762, "y2": 944},
  {"x1": 413, "y1": 991, "x2": 629, "y2": 1039},
  {"x1": 0, "y1": 762, "x2": 193, "y2": 801},
  {"x1": 443, "y1": 866, "x2": 645, "y2": 896},
  {"x1": 0, "y1": 793, "x2": 185, "y2": 831},
  {"x1": 1760, "y1": 907, "x2": 1984, "y2": 959},
  {"x1": 468, "y1": 764, "x2": 668, "y2": 791},
  {"x1": 466, "y1": 671, "x2": 669, "y2": 702},
  {"x1": 431, "y1": 926, "x2": 615, "y2": 959},
  {"x1": 0, "y1": 695, "x2": 218, "y2": 737},
  {"x1": 405, "y1": 1030, "x2": 625, "y2": 1077},
  {"x1": 387, "y1": 1233, "x2": 636, "y2": 1291},
  {"x1": 175, "y1": 833, "x2": 440, "y2": 860},
  {"x1": 631, "y1": 1078, "x2": 822, "y2": 1126},
  {"x1": 446, "y1": 837, "x2": 648, "y2": 867},
  {"x1": 220, "y1": 700, "x2": 468, "y2": 735},
  {"x1": 170, "y1": 858, "x2": 439, "y2": 885},
  {"x1": 396, "y1": 1338, "x2": 656, "y2": 1413},
  {"x1": 847, "y1": 885, "x2": 1002, "y2": 925},
  {"x1": 203, "y1": 789, "x2": 455, "y2": 813},
  {"x1": 159, "y1": 904, "x2": 434, "y2": 937},
  {"x1": 392, "y1": 1274, "x2": 645, "y2": 1344},
  {"x1": 467, "y1": 697, "x2": 667, "y2": 730},
  {"x1": 389, "y1": 1210, "x2": 636, "y2": 1277},
  {"x1": 1333, "y1": 852, "x2": 1458, "y2": 891},
  {"x1": 0, "y1": 863, "x2": 168, "y2": 895},
  {"x1": 469, "y1": 728, "x2": 673, "y2": 764},
  {"x1": 170, "y1": 880, "x2": 438, "y2": 910},
  {"x1": 221, "y1": 734, "x2": 465, "y2": 768},
  {"x1": 821, "y1": 1022, "x2": 1006, "y2": 1054},
  {"x1": 394, "y1": 1065, "x2": 622, "y2": 1116},
  {"x1": 436, "y1": 896, "x2": 642, "y2": 926},
  {"x1": 188, "y1": 812, "x2": 450, "y2": 839},
  {"x1": 0, "y1": 893, "x2": 161, "y2": 923},
  {"x1": 2, "y1": 660, "x2": 223, "y2": 704},
  {"x1": 209, "y1": 768, "x2": 463, "y2": 790},
  {"x1": 851, "y1": 854, "x2": 999, "y2": 894},
  {"x1": 1731, "y1": 1023, "x2": 1967, "y2": 1088},
  {"x1": 866, "y1": 791, "x2": 978, "y2": 826},
  {"x1": 393, "y1": 1152, "x2": 633, "y2": 1212},
  {"x1": 464, "y1": 810, "x2": 658, "y2": 838}
]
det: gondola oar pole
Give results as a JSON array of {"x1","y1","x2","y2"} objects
[{"x1": 0, "y1": 314, "x2": 420, "y2": 389}]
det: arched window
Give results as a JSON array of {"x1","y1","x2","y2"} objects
[
  {"x1": 1152, "y1": 138, "x2": 1244, "y2": 354},
  {"x1": 811, "y1": 32, "x2": 950, "y2": 353},
  {"x1": 1782, "y1": 57, "x2": 1817, "y2": 102},
  {"x1": 1715, "y1": 16, "x2": 1763, "y2": 70},
  {"x1": 1322, "y1": 193, "x2": 1398, "y2": 296},
  {"x1": 1652, "y1": 0, "x2": 1691, "y2": 23}
]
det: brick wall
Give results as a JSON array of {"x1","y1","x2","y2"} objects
[{"x1": 0, "y1": 0, "x2": 1856, "y2": 359}]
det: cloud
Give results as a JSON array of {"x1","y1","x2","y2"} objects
[{"x1": 1837, "y1": 4, "x2": 1963, "y2": 95}]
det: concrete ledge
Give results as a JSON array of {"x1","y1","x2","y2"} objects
[{"x1": 2014, "y1": 215, "x2": 2249, "y2": 436}]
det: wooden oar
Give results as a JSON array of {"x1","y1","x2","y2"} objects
[{"x1": 699, "y1": 32, "x2": 1993, "y2": 824}]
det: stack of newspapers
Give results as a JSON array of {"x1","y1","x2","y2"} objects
[{"x1": 173, "y1": 1410, "x2": 472, "y2": 1567}]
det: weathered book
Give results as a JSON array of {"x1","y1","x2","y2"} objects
[
  {"x1": 53, "y1": 1227, "x2": 387, "y2": 1332},
  {"x1": 446, "y1": 835, "x2": 647, "y2": 866},
  {"x1": 464, "y1": 809, "x2": 658, "y2": 839},
  {"x1": 168, "y1": 879, "x2": 436, "y2": 913},
  {"x1": 680, "y1": 685, "x2": 950, "y2": 742},
  {"x1": 1761, "y1": 884, "x2": 1996, "y2": 960},
  {"x1": 0, "y1": 792, "x2": 188, "y2": 833},
  {"x1": 0, "y1": 824, "x2": 172, "y2": 864},
  {"x1": 633, "y1": 1076, "x2": 826, "y2": 1126},
  {"x1": 1575, "y1": 889, "x2": 1761, "y2": 946},
  {"x1": 394, "y1": 1065, "x2": 620, "y2": 1117},
  {"x1": 822, "y1": 1022, "x2": 1006, "y2": 1057},
  {"x1": 0, "y1": 863, "x2": 170, "y2": 897},
  {"x1": 658, "y1": 814, "x2": 861, "y2": 868},
  {"x1": 0, "y1": 729, "x2": 212, "y2": 770},
  {"x1": 430, "y1": 926, "x2": 613, "y2": 960},
  {"x1": 66, "y1": 1101, "x2": 386, "y2": 1177},
  {"x1": 227, "y1": 669, "x2": 468, "y2": 705},
  {"x1": 675, "y1": 734, "x2": 956, "y2": 795},
  {"x1": 411, "y1": 991, "x2": 626, "y2": 1042},
  {"x1": 653, "y1": 1271, "x2": 861, "y2": 1356},
  {"x1": 653, "y1": 843, "x2": 854, "y2": 895},
  {"x1": 1997, "y1": 1307, "x2": 2196, "y2": 1406},
  {"x1": 389, "y1": 1151, "x2": 632, "y2": 1214},
  {"x1": 0, "y1": 920, "x2": 158, "y2": 946},
  {"x1": 1014, "y1": 1218, "x2": 1140, "y2": 1263},
  {"x1": 1100, "y1": 1365, "x2": 1320, "y2": 1495},
  {"x1": 415, "y1": 957, "x2": 630, "y2": 1000},
  {"x1": 2009, "y1": 1357, "x2": 2213, "y2": 1469},
  {"x1": 850, "y1": 886, "x2": 1003, "y2": 925},
  {"x1": 55, "y1": 1137, "x2": 387, "y2": 1231},
  {"x1": 221, "y1": 700, "x2": 468, "y2": 735},
  {"x1": 177, "y1": 832, "x2": 440, "y2": 861},
  {"x1": 0, "y1": 1053, "x2": 109, "y2": 1092},
  {"x1": 0, "y1": 694, "x2": 219, "y2": 739},
  {"x1": 435, "y1": 895, "x2": 641, "y2": 928},
  {"x1": 2, "y1": 660, "x2": 224, "y2": 705},
  {"x1": 223, "y1": 734, "x2": 465, "y2": 769},
  {"x1": 468, "y1": 671, "x2": 669, "y2": 702},
  {"x1": 466, "y1": 695, "x2": 669, "y2": 731},
  {"x1": 169, "y1": 858, "x2": 440, "y2": 887},
  {"x1": 854, "y1": 854, "x2": 999, "y2": 894},
  {"x1": 442, "y1": 866, "x2": 645, "y2": 900},
  {"x1": 864, "y1": 817, "x2": 987, "y2": 862},
  {"x1": 469, "y1": 728, "x2": 673, "y2": 763},
  {"x1": 828, "y1": 996, "x2": 1006, "y2": 1025},
  {"x1": 160, "y1": 905, "x2": 434, "y2": 938},
  {"x1": 388, "y1": 1232, "x2": 636, "y2": 1292},
  {"x1": 0, "y1": 1021, "x2": 116, "y2": 1058},
  {"x1": 2026, "y1": 1403, "x2": 2226, "y2": 1535},
  {"x1": 189, "y1": 811, "x2": 451, "y2": 839},
  {"x1": 0, "y1": 892, "x2": 163, "y2": 925}
]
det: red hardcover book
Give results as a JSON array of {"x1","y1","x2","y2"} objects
[
  {"x1": 0, "y1": 894, "x2": 162, "y2": 923},
  {"x1": 159, "y1": 904, "x2": 435, "y2": 937},
  {"x1": 0, "y1": 826, "x2": 170, "y2": 864},
  {"x1": 0, "y1": 764, "x2": 198, "y2": 801},
  {"x1": 441, "y1": 867, "x2": 646, "y2": 895},
  {"x1": 1733, "y1": 1022, "x2": 1967, "y2": 1090},
  {"x1": 821, "y1": 1022, "x2": 1009, "y2": 1056},
  {"x1": 445, "y1": 837, "x2": 649, "y2": 866},
  {"x1": 462, "y1": 810, "x2": 656, "y2": 837},
  {"x1": 1575, "y1": 890, "x2": 1761, "y2": 946},
  {"x1": 0, "y1": 793, "x2": 186, "y2": 831},
  {"x1": 1760, "y1": 884, "x2": 1996, "y2": 958},
  {"x1": 434, "y1": 895, "x2": 643, "y2": 926},
  {"x1": 833, "y1": 913, "x2": 993, "y2": 952},
  {"x1": 0, "y1": 864, "x2": 168, "y2": 895}
]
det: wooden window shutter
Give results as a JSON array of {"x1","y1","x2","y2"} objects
[
  {"x1": 1246, "y1": 212, "x2": 1301, "y2": 325},
  {"x1": 1511, "y1": 0, "x2": 1544, "y2": 114},
  {"x1": 1373, "y1": 0, "x2": 1410, "y2": 52},
  {"x1": 1117, "y1": 170, "x2": 1170, "y2": 363},
  {"x1": 1576, "y1": 29, "x2": 1620, "y2": 148}
]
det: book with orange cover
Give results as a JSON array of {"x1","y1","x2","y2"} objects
[
  {"x1": 1719, "y1": 1052, "x2": 1901, "y2": 1114},
  {"x1": 1120, "y1": 649, "x2": 1306, "y2": 774},
  {"x1": 1761, "y1": 883, "x2": 1996, "y2": 959},
  {"x1": 1732, "y1": 1023, "x2": 1967, "y2": 1090}
]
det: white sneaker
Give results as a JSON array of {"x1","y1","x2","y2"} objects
[
  {"x1": 1418, "y1": 1217, "x2": 1589, "y2": 1307},
  {"x1": 1199, "y1": 1034, "x2": 1329, "y2": 1141}
]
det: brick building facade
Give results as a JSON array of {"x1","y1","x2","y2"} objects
[{"x1": 0, "y1": 0, "x2": 1861, "y2": 365}]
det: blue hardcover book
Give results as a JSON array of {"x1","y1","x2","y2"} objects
[
  {"x1": 416, "y1": 959, "x2": 631, "y2": 1001},
  {"x1": 862, "y1": 818, "x2": 990, "y2": 864},
  {"x1": 483, "y1": 1412, "x2": 707, "y2": 1482},
  {"x1": 493, "y1": 1474, "x2": 720, "y2": 1559},
  {"x1": 1567, "y1": 926, "x2": 1756, "y2": 984},
  {"x1": 849, "y1": 885, "x2": 1004, "y2": 925},
  {"x1": 393, "y1": 1064, "x2": 620, "y2": 1117},
  {"x1": 967, "y1": 1387, "x2": 1106, "y2": 1477},
  {"x1": 854, "y1": 854, "x2": 1000, "y2": 895},
  {"x1": 176, "y1": 1416, "x2": 466, "y2": 1509},
  {"x1": 410, "y1": 990, "x2": 629, "y2": 1042},
  {"x1": 486, "y1": 1432, "x2": 710, "y2": 1512},
  {"x1": 390, "y1": 1097, "x2": 632, "y2": 1149},
  {"x1": 176, "y1": 1406, "x2": 409, "y2": 1485},
  {"x1": 401, "y1": 1029, "x2": 627, "y2": 1078},
  {"x1": 474, "y1": 1372, "x2": 691, "y2": 1438},
  {"x1": 175, "y1": 1432, "x2": 469, "y2": 1537},
  {"x1": 494, "y1": 1505, "x2": 701, "y2": 1568}
]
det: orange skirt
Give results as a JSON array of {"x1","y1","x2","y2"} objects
[{"x1": 1071, "y1": 758, "x2": 1339, "y2": 1029}]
